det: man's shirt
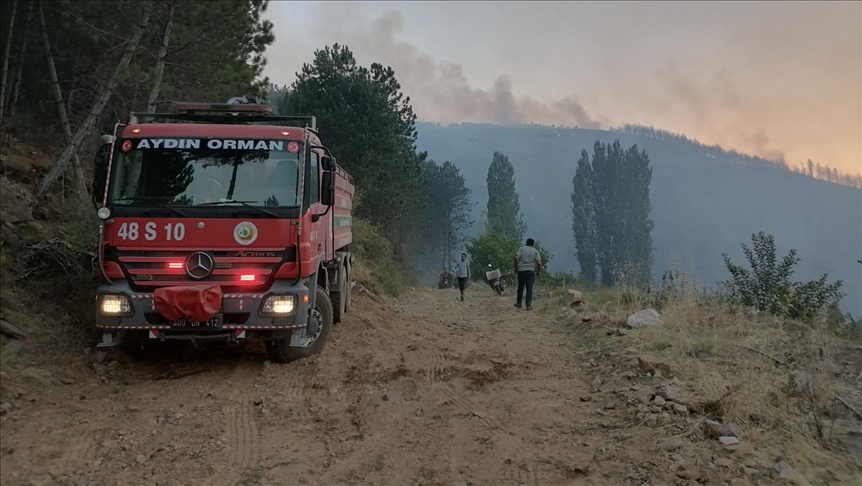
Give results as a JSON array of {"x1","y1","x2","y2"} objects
[{"x1": 516, "y1": 246, "x2": 541, "y2": 272}]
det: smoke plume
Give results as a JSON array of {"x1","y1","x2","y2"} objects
[
  {"x1": 304, "y1": 10, "x2": 604, "y2": 129},
  {"x1": 265, "y1": 3, "x2": 860, "y2": 172}
]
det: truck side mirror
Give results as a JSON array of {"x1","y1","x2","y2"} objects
[
  {"x1": 321, "y1": 170, "x2": 335, "y2": 206},
  {"x1": 321, "y1": 155, "x2": 335, "y2": 171},
  {"x1": 92, "y1": 142, "x2": 112, "y2": 205}
]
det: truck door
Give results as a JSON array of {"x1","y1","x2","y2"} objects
[{"x1": 307, "y1": 150, "x2": 330, "y2": 260}]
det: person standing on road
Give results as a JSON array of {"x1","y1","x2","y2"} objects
[
  {"x1": 455, "y1": 253, "x2": 471, "y2": 301},
  {"x1": 514, "y1": 238, "x2": 542, "y2": 310}
]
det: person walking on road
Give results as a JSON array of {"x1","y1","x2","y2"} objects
[
  {"x1": 455, "y1": 253, "x2": 471, "y2": 301},
  {"x1": 514, "y1": 238, "x2": 542, "y2": 310}
]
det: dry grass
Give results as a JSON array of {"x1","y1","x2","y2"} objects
[
  {"x1": 351, "y1": 217, "x2": 410, "y2": 297},
  {"x1": 547, "y1": 277, "x2": 862, "y2": 485}
]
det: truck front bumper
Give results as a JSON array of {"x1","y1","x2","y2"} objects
[{"x1": 94, "y1": 280, "x2": 313, "y2": 345}]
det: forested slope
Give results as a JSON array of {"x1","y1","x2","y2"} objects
[{"x1": 415, "y1": 122, "x2": 862, "y2": 315}]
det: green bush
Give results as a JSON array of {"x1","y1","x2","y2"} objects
[
  {"x1": 466, "y1": 229, "x2": 552, "y2": 283},
  {"x1": 721, "y1": 232, "x2": 844, "y2": 320},
  {"x1": 466, "y1": 230, "x2": 519, "y2": 280},
  {"x1": 352, "y1": 217, "x2": 409, "y2": 296},
  {"x1": 540, "y1": 271, "x2": 579, "y2": 289}
]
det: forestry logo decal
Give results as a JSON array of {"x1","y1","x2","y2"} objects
[
  {"x1": 233, "y1": 221, "x2": 258, "y2": 246},
  {"x1": 133, "y1": 138, "x2": 286, "y2": 151}
]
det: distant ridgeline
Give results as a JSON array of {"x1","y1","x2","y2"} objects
[
  {"x1": 610, "y1": 124, "x2": 862, "y2": 189},
  {"x1": 415, "y1": 122, "x2": 862, "y2": 316}
]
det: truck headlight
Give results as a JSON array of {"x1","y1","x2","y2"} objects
[
  {"x1": 259, "y1": 295, "x2": 297, "y2": 316},
  {"x1": 100, "y1": 294, "x2": 133, "y2": 316}
]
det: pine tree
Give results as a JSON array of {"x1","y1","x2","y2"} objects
[
  {"x1": 1, "y1": 0, "x2": 275, "y2": 198},
  {"x1": 281, "y1": 44, "x2": 426, "y2": 256},
  {"x1": 427, "y1": 161, "x2": 474, "y2": 268},
  {"x1": 485, "y1": 151, "x2": 526, "y2": 240}
]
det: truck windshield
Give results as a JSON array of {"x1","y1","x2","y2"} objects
[{"x1": 109, "y1": 138, "x2": 302, "y2": 207}]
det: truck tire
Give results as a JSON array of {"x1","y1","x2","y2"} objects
[
  {"x1": 344, "y1": 262, "x2": 352, "y2": 313},
  {"x1": 266, "y1": 285, "x2": 333, "y2": 363},
  {"x1": 332, "y1": 264, "x2": 346, "y2": 324}
]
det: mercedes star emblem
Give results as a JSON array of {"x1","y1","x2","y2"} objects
[{"x1": 185, "y1": 252, "x2": 214, "y2": 280}]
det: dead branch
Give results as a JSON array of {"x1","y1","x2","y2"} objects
[
  {"x1": 19, "y1": 237, "x2": 84, "y2": 280},
  {"x1": 731, "y1": 343, "x2": 787, "y2": 366},
  {"x1": 0, "y1": 319, "x2": 27, "y2": 340},
  {"x1": 34, "y1": 1, "x2": 153, "y2": 200},
  {"x1": 689, "y1": 383, "x2": 741, "y2": 415},
  {"x1": 834, "y1": 394, "x2": 862, "y2": 421},
  {"x1": 166, "y1": 19, "x2": 225, "y2": 57}
]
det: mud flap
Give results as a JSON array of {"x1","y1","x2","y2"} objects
[
  {"x1": 97, "y1": 332, "x2": 116, "y2": 348},
  {"x1": 289, "y1": 328, "x2": 316, "y2": 348}
]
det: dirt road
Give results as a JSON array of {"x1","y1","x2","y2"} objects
[{"x1": 1, "y1": 286, "x2": 643, "y2": 486}]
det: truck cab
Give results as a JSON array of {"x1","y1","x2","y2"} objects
[{"x1": 91, "y1": 99, "x2": 355, "y2": 362}]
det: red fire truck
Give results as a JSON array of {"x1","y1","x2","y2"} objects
[{"x1": 90, "y1": 97, "x2": 355, "y2": 362}]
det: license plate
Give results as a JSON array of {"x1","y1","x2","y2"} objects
[{"x1": 171, "y1": 316, "x2": 221, "y2": 329}]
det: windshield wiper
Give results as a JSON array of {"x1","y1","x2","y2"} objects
[
  {"x1": 197, "y1": 200, "x2": 279, "y2": 218},
  {"x1": 113, "y1": 197, "x2": 188, "y2": 217}
]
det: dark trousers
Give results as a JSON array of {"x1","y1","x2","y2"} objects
[
  {"x1": 516, "y1": 270, "x2": 535, "y2": 307},
  {"x1": 457, "y1": 277, "x2": 468, "y2": 295}
]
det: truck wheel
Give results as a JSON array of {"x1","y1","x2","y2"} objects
[
  {"x1": 332, "y1": 265, "x2": 346, "y2": 324},
  {"x1": 344, "y1": 263, "x2": 352, "y2": 313},
  {"x1": 266, "y1": 285, "x2": 333, "y2": 363}
]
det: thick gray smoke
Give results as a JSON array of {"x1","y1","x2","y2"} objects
[
  {"x1": 266, "y1": 2, "x2": 861, "y2": 174},
  {"x1": 308, "y1": 11, "x2": 604, "y2": 129},
  {"x1": 656, "y1": 65, "x2": 788, "y2": 163}
]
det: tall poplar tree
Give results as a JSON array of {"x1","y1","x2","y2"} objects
[
  {"x1": 485, "y1": 151, "x2": 526, "y2": 241},
  {"x1": 571, "y1": 140, "x2": 654, "y2": 286}
]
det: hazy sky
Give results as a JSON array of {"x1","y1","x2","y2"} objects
[{"x1": 263, "y1": 1, "x2": 862, "y2": 175}]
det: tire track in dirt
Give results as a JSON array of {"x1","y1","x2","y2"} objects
[
  {"x1": 415, "y1": 340, "x2": 539, "y2": 486},
  {"x1": 417, "y1": 343, "x2": 446, "y2": 386},
  {"x1": 54, "y1": 397, "x2": 154, "y2": 475},
  {"x1": 201, "y1": 360, "x2": 261, "y2": 486},
  {"x1": 438, "y1": 385, "x2": 539, "y2": 486},
  {"x1": 350, "y1": 313, "x2": 369, "y2": 337}
]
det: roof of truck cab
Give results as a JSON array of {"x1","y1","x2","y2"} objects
[{"x1": 120, "y1": 123, "x2": 318, "y2": 143}]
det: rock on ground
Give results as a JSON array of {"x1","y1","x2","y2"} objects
[
  {"x1": 637, "y1": 355, "x2": 673, "y2": 375},
  {"x1": 626, "y1": 309, "x2": 663, "y2": 328},
  {"x1": 705, "y1": 419, "x2": 742, "y2": 439}
]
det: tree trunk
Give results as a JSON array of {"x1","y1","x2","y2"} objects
[
  {"x1": 0, "y1": 0, "x2": 19, "y2": 124},
  {"x1": 34, "y1": 1, "x2": 153, "y2": 200},
  {"x1": 9, "y1": 0, "x2": 33, "y2": 119},
  {"x1": 145, "y1": 0, "x2": 174, "y2": 113},
  {"x1": 37, "y1": 0, "x2": 86, "y2": 197}
]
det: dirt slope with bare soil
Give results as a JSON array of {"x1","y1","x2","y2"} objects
[{"x1": 1, "y1": 285, "x2": 859, "y2": 486}]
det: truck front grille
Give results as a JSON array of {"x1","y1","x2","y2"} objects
[{"x1": 112, "y1": 248, "x2": 294, "y2": 287}]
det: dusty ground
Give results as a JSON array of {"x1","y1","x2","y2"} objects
[{"x1": 0, "y1": 285, "x2": 859, "y2": 486}]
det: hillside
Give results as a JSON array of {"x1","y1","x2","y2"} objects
[{"x1": 414, "y1": 122, "x2": 862, "y2": 315}]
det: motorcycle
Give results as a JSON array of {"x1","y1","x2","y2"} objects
[
  {"x1": 485, "y1": 264, "x2": 506, "y2": 295},
  {"x1": 437, "y1": 270, "x2": 456, "y2": 289}
]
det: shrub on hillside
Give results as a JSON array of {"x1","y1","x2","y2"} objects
[
  {"x1": 720, "y1": 232, "x2": 844, "y2": 320},
  {"x1": 352, "y1": 217, "x2": 409, "y2": 296},
  {"x1": 466, "y1": 229, "x2": 552, "y2": 283},
  {"x1": 540, "y1": 271, "x2": 579, "y2": 289}
]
